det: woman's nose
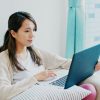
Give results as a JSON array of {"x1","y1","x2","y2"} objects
[{"x1": 30, "y1": 31, "x2": 36, "y2": 38}]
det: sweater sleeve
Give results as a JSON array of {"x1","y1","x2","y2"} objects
[
  {"x1": 0, "y1": 61, "x2": 38, "y2": 100},
  {"x1": 38, "y1": 49, "x2": 72, "y2": 70}
]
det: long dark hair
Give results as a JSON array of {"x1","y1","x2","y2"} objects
[{"x1": 0, "y1": 11, "x2": 42, "y2": 71}]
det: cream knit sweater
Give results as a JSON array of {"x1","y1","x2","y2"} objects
[{"x1": 0, "y1": 48, "x2": 71, "y2": 100}]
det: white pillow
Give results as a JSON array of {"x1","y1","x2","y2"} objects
[{"x1": 11, "y1": 85, "x2": 91, "y2": 100}]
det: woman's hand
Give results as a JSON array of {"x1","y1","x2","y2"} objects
[
  {"x1": 95, "y1": 62, "x2": 100, "y2": 71},
  {"x1": 34, "y1": 70, "x2": 56, "y2": 81}
]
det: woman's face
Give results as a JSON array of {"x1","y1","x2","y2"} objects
[{"x1": 11, "y1": 19, "x2": 36, "y2": 48}]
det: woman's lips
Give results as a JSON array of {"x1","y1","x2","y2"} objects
[{"x1": 28, "y1": 40, "x2": 32, "y2": 42}]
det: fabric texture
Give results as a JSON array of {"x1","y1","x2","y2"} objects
[{"x1": 11, "y1": 85, "x2": 91, "y2": 100}]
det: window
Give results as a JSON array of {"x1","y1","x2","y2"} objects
[{"x1": 84, "y1": 0, "x2": 100, "y2": 48}]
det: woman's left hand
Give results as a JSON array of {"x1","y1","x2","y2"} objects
[{"x1": 95, "y1": 62, "x2": 100, "y2": 71}]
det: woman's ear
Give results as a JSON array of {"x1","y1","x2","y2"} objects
[{"x1": 10, "y1": 30, "x2": 17, "y2": 38}]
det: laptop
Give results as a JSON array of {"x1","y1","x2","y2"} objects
[{"x1": 40, "y1": 44, "x2": 100, "y2": 89}]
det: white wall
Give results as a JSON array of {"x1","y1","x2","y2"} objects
[{"x1": 0, "y1": 0, "x2": 68, "y2": 57}]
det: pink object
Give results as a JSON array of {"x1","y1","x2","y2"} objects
[{"x1": 80, "y1": 84, "x2": 97, "y2": 100}]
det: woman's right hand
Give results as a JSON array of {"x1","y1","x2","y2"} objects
[{"x1": 34, "y1": 70, "x2": 56, "y2": 81}]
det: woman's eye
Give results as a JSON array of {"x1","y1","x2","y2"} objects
[{"x1": 25, "y1": 30, "x2": 29, "y2": 32}]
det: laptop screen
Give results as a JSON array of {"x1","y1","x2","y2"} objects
[{"x1": 64, "y1": 44, "x2": 100, "y2": 89}]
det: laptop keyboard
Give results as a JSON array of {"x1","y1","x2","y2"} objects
[{"x1": 49, "y1": 75, "x2": 67, "y2": 87}]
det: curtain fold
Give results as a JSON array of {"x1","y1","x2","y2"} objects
[{"x1": 66, "y1": 0, "x2": 84, "y2": 58}]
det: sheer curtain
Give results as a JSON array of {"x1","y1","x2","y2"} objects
[{"x1": 66, "y1": 0, "x2": 84, "y2": 58}]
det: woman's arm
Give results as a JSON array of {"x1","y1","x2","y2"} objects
[
  {"x1": 0, "y1": 61, "x2": 38, "y2": 100},
  {"x1": 38, "y1": 49, "x2": 71, "y2": 70},
  {"x1": 0, "y1": 56, "x2": 56, "y2": 100}
]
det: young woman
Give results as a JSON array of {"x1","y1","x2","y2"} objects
[
  {"x1": 0, "y1": 11, "x2": 97, "y2": 100},
  {"x1": 0, "y1": 11, "x2": 71, "y2": 100}
]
